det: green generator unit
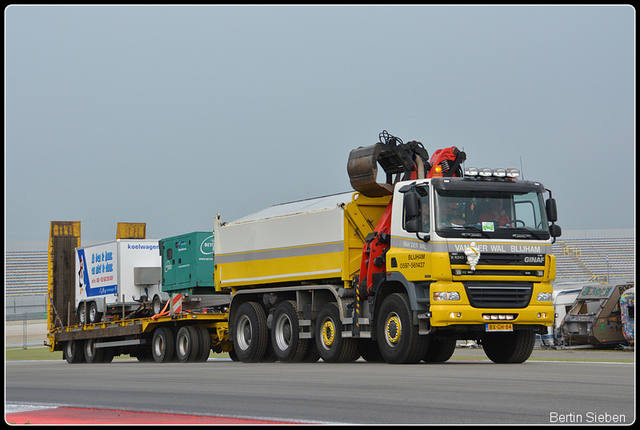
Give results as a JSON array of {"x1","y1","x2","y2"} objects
[{"x1": 160, "y1": 231, "x2": 215, "y2": 294}]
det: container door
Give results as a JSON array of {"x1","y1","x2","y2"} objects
[{"x1": 162, "y1": 242, "x2": 176, "y2": 291}]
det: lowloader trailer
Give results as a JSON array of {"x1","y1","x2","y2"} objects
[
  {"x1": 48, "y1": 131, "x2": 561, "y2": 364},
  {"x1": 46, "y1": 222, "x2": 232, "y2": 363}
]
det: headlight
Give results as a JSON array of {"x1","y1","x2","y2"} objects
[
  {"x1": 537, "y1": 292, "x2": 553, "y2": 302},
  {"x1": 433, "y1": 292, "x2": 460, "y2": 301}
]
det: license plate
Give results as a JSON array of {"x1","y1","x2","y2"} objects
[{"x1": 486, "y1": 323, "x2": 513, "y2": 332}]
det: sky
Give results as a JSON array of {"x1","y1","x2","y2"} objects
[{"x1": 5, "y1": 5, "x2": 635, "y2": 243}]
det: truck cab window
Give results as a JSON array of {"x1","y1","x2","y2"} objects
[{"x1": 403, "y1": 187, "x2": 430, "y2": 233}]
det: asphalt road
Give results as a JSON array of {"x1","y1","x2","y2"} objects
[{"x1": 5, "y1": 351, "x2": 635, "y2": 424}]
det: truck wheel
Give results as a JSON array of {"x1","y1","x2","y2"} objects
[
  {"x1": 233, "y1": 302, "x2": 269, "y2": 363},
  {"x1": 152, "y1": 327, "x2": 175, "y2": 363},
  {"x1": 422, "y1": 338, "x2": 456, "y2": 363},
  {"x1": 176, "y1": 326, "x2": 201, "y2": 363},
  {"x1": 84, "y1": 338, "x2": 104, "y2": 363},
  {"x1": 315, "y1": 302, "x2": 357, "y2": 363},
  {"x1": 482, "y1": 330, "x2": 535, "y2": 363},
  {"x1": 271, "y1": 300, "x2": 308, "y2": 363},
  {"x1": 195, "y1": 326, "x2": 212, "y2": 362},
  {"x1": 65, "y1": 340, "x2": 84, "y2": 364},
  {"x1": 88, "y1": 302, "x2": 102, "y2": 324},
  {"x1": 377, "y1": 293, "x2": 428, "y2": 364},
  {"x1": 77, "y1": 303, "x2": 86, "y2": 325}
]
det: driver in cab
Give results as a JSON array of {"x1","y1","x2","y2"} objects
[{"x1": 438, "y1": 202, "x2": 465, "y2": 227}]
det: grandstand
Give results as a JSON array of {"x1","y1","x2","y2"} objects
[
  {"x1": 5, "y1": 250, "x2": 48, "y2": 297},
  {"x1": 552, "y1": 229, "x2": 635, "y2": 284}
]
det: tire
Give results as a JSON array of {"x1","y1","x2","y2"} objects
[
  {"x1": 271, "y1": 300, "x2": 308, "y2": 363},
  {"x1": 101, "y1": 348, "x2": 115, "y2": 363},
  {"x1": 152, "y1": 295, "x2": 165, "y2": 315},
  {"x1": 152, "y1": 327, "x2": 175, "y2": 363},
  {"x1": 195, "y1": 326, "x2": 212, "y2": 362},
  {"x1": 65, "y1": 340, "x2": 84, "y2": 364},
  {"x1": 301, "y1": 339, "x2": 320, "y2": 363},
  {"x1": 377, "y1": 293, "x2": 428, "y2": 364},
  {"x1": 135, "y1": 349, "x2": 154, "y2": 362},
  {"x1": 77, "y1": 303, "x2": 86, "y2": 325},
  {"x1": 84, "y1": 338, "x2": 104, "y2": 363},
  {"x1": 315, "y1": 302, "x2": 358, "y2": 363},
  {"x1": 176, "y1": 326, "x2": 201, "y2": 363},
  {"x1": 358, "y1": 339, "x2": 384, "y2": 362},
  {"x1": 229, "y1": 347, "x2": 239, "y2": 362},
  {"x1": 88, "y1": 301, "x2": 102, "y2": 324},
  {"x1": 233, "y1": 302, "x2": 269, "y2": 363},
  {"x1": 482, "y1": 330, "x2": 536, "y2": 363},
  {"x1": 423, "y1": 338, "x2": 456, "y2": 363}
]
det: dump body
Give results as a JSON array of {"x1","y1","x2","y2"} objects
[
  {"x1": 160, "y1": 232, "x2": 215, "y2": 294},
  {"x1": 214, "y1": 192, "x2": 390, "y2": 291}
]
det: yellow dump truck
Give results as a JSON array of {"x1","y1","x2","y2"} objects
[
  {"x1": 215, "y1": 131, "x2": 561, "y2": 363},
  {"x1": 48, "y1": 131, "x2": 561, "y2": 364}
]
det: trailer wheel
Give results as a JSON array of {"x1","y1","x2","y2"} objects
[
  {"x1": 422, "y1": 338, "x2": 457, "y2": 363},
  {"x1": 233, "y1": 302, "x2": 269, "y2": 363},
  {"x1": 271, "y1": 300, "x2": 308, "y2": 363},
  {"x1": 88, "y1": 302, "x2": 102, "y2": 324},
  {"x1": 377, "y1": 293, "x2": 428, "y2": 364},
  {"x1": 482, "y1": 330, "x2": 535, "y2": 363},
  {"x1": 65, "y1": 340, "x2": 84, "y2": 364},
  {"x1": 152, "y1": 327, "x2": 175, "y2": 363},
  {"x1": 315, "y1": 302, "x2": 357, "y2": 363},
  {"x1": 176, "y1": 326, "x2": 201, "y2": 363},
  {"x1": 84, "y1": 338, "x2": 104, "y2": 363},
  {"x1": 195, "y1": 326, "x2": 212, "y2": 362},
  {"x1": 101, "y1": 347, "x2": 115, "y2": 363}
]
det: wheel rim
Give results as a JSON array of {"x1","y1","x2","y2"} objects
[
  {"x1": 89, "y1": 305, "x2": 97, "y2": 322},
  {"x1": 85, "y1": 339, "x2": 95, "y2": 358},
  {"x1": 384, "y1": 312, "x2": 402, "y2": 347},
  {"x1": 153, "y1": 298, "x2": 162, "y2": 314},
  {"x1": 274, "y1": 313, "x2": 293, "y2": 351},
  {"x1": 154, "y1": 335, "x2": 164, "y2": 357},
  {"x1": 177, "y1": 332, "x2": 189, "y2": 357},
  {"x1": 236, "y1": 315, "x2": 252, "y2": 351},
  {"x1": 321, "y1": 319, "x2": 335, "y2": 349}
]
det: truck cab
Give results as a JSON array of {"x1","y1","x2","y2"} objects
[{"x1": 369, "y1": 167, "x2": 562, "y2": 362}]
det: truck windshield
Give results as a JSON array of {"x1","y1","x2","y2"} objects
[{"x1": 434, "y1": 189, "x2": 550, "y2": 239}]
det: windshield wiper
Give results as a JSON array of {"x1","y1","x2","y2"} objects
[
  {"x1": 459, "y1": 226, "x2": 491, "y2": 238},
  {"x1": 509, "y1": 227, "x2": 543, "y2": 240}
]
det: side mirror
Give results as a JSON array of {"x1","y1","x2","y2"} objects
[
  {"x1": 404, "y1": 192, "x2": 420, "y2": 218},
  {"x1": 405, "y1": 218, "x2": 420, "y2": 233},
  {"x1": 546, "y1": 198, "x2": 558, "y2": 223},
  {"x1": 549, "y1": 224, "x2": 562, "y2": 238}
]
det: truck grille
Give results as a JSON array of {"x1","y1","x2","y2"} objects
[{"x1": 464, "y1": 282, "x2": 533, "y2": 308}]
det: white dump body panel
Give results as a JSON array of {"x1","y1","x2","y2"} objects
[
  {"x1": 75, "y1": 239, "x2": 162, "y2": 309},
  {"x1": 215, "y1": 192, "x2": 354, "y2": 288}
]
